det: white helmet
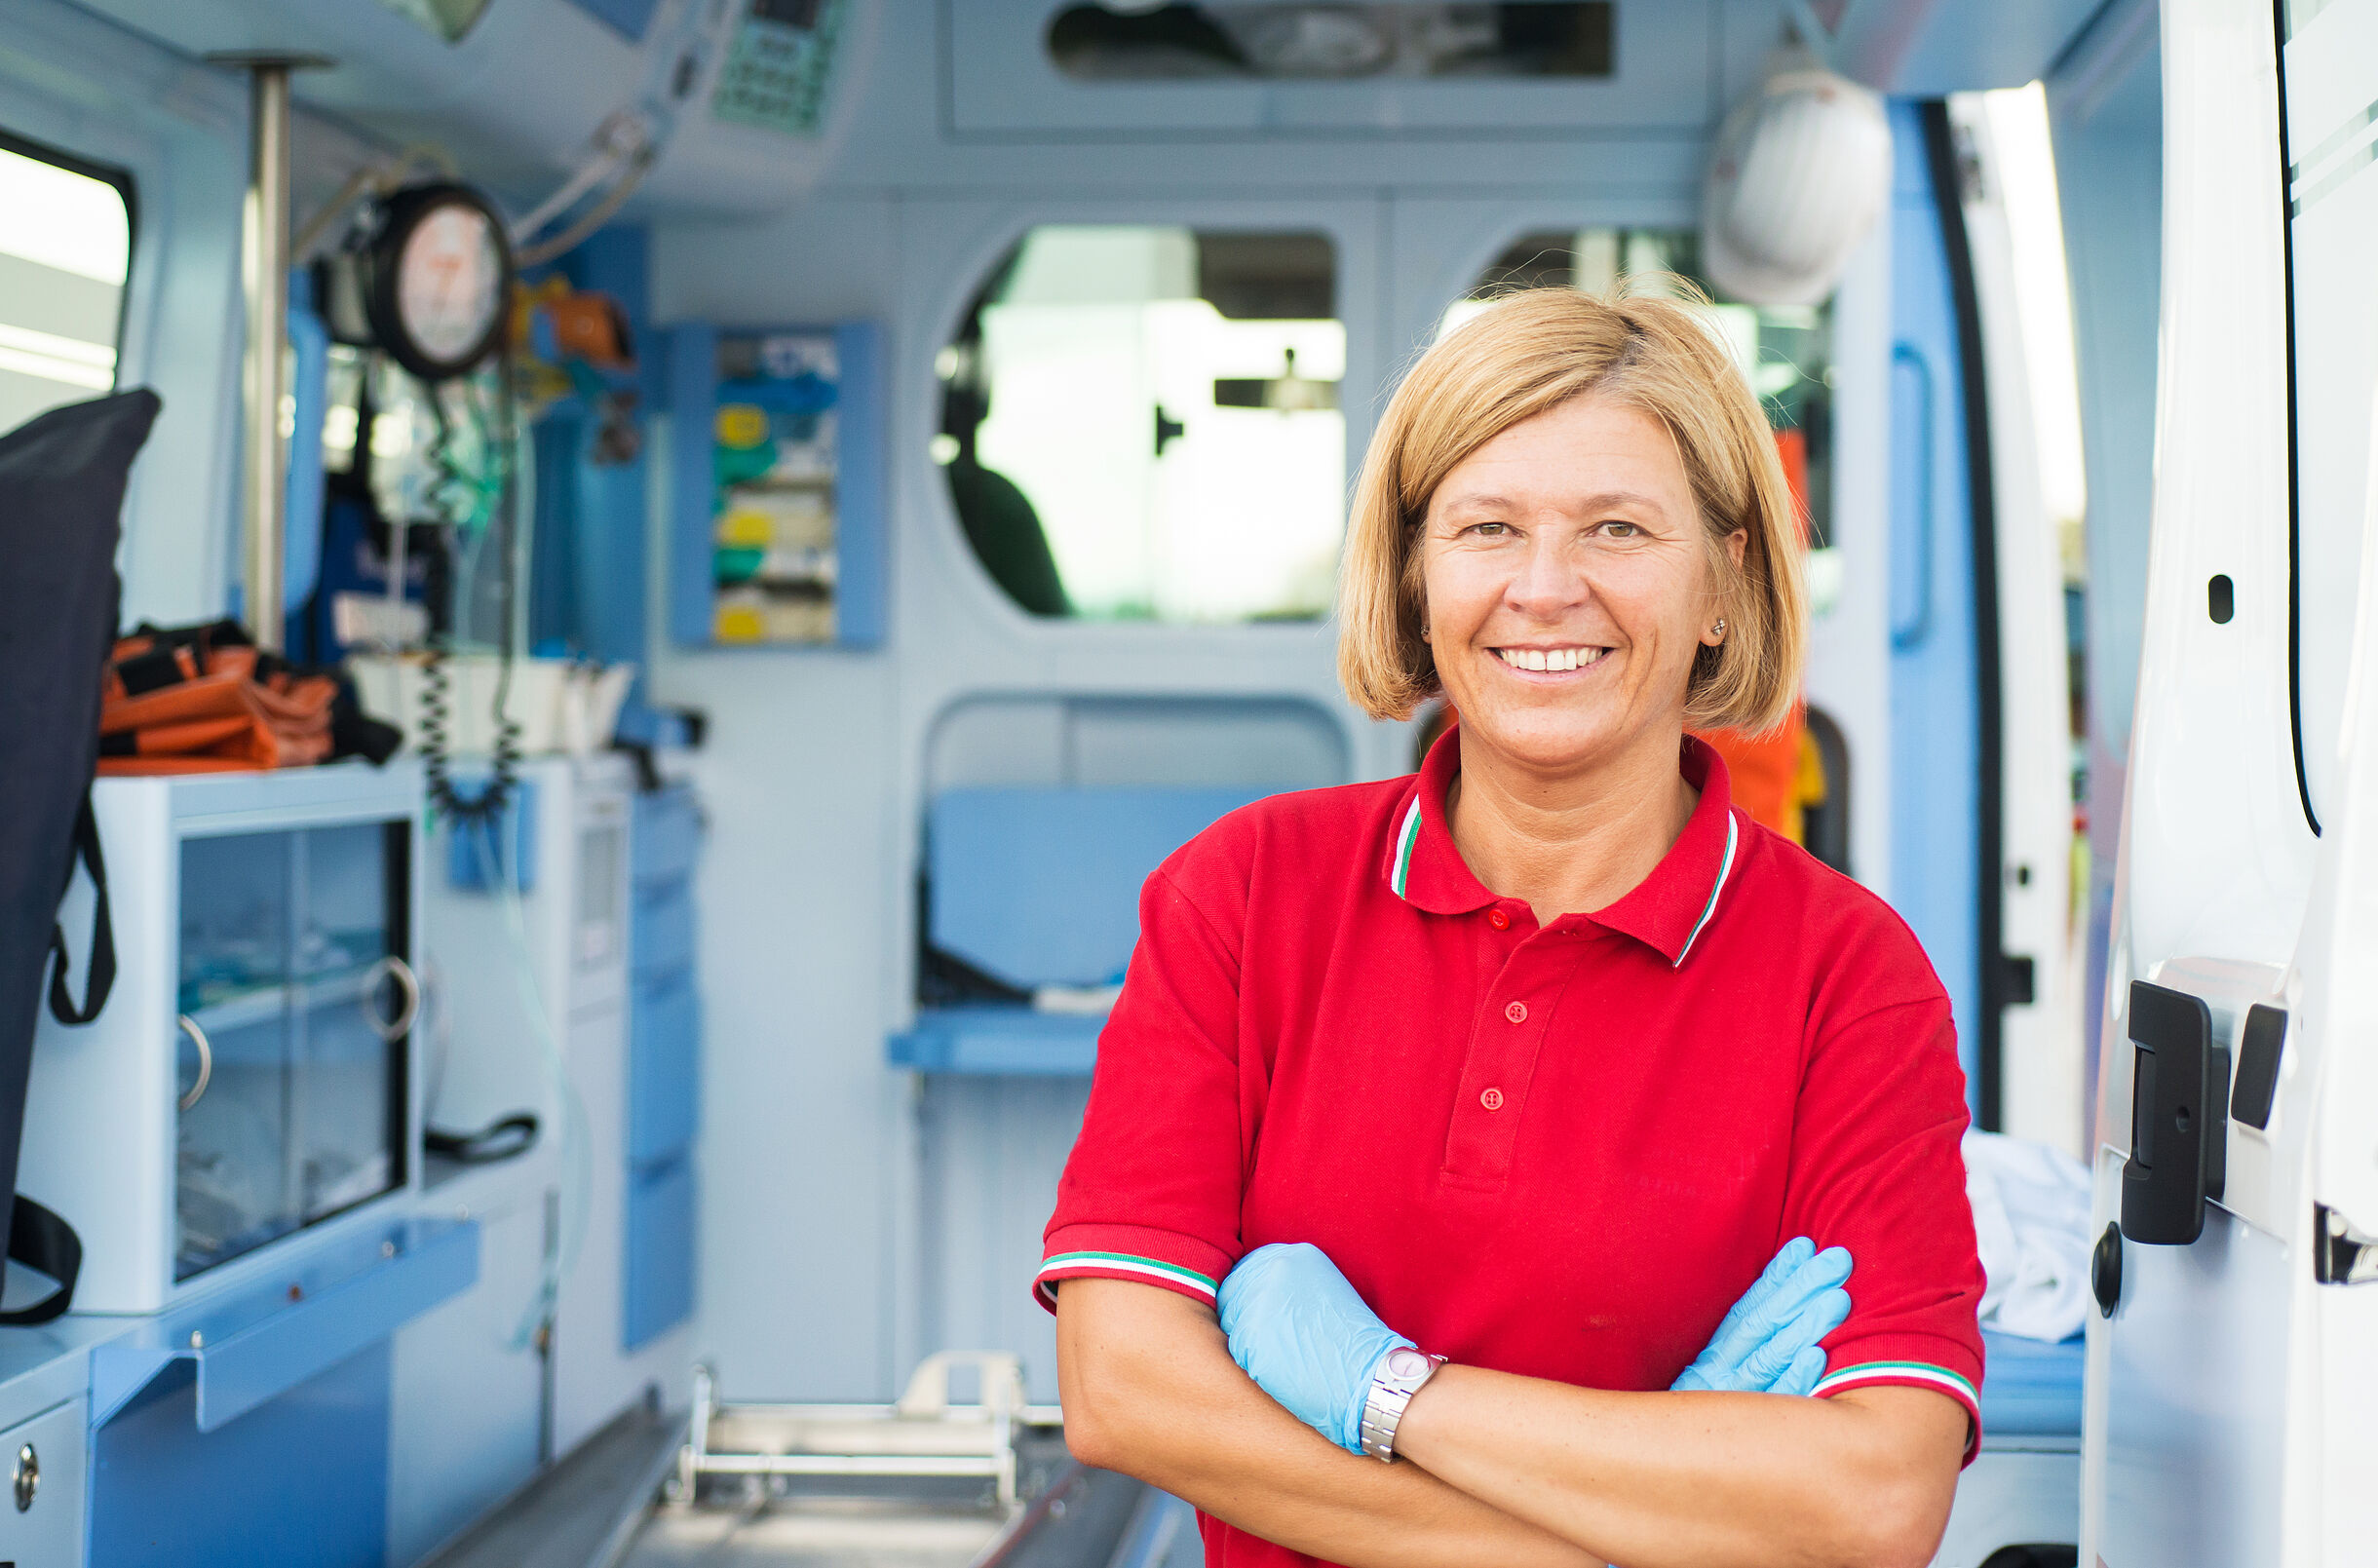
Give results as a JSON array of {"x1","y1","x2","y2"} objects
[{"x1": 1702, "y1": 48, "x2": 1893, "y2": 307}]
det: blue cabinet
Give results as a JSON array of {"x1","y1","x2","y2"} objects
[
  {"x1": 623, "y1": 783, "x2": 703, "y2": 1349},
  {"x1": 623, "y1": 1158, "x2": 696, "y2": 1353},
  {"x1": 628, "y1": 971, "x2": 701, "y2": 1166}
]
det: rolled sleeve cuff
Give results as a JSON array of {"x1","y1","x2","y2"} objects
[
  {"x1": 1035, "y1": 1224, "x2": 1237, "y2": 1314},
  {"x1": 1814, "y1": 1338, "x2": 1984, "y2": 1465}
]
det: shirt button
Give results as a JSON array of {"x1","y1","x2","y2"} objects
[
  {"x1": 1505, "y1": 1000, "x2": 1528, "y2": 1024},
  {"x1": 1487, "y1": 908, "x2": 1510, "y2": 931},
  {"x1": 1480, "y1": 1087, "x2": 1505, "y2": 1111}
]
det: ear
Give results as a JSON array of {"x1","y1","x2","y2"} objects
[{"x1": 1701, "y1": 529, "x2": 1748, "y2": 647}]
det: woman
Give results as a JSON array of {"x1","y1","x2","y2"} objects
[{"x1": 1039, "y1": 287, "x2": 1983, "y2": 1568}]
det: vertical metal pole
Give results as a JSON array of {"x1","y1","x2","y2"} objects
[
  {"x1": 211, "y1": 52, "x2": 330, "y2": 651},
  {"x1": 242, "y1": 61, "x2": 292, "y2": 653}
]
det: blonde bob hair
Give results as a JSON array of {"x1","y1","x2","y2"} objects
[{"x1": 1337, "y1": 285, "x2": 1807, "y2": 734}]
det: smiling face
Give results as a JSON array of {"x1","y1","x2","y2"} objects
[{"x1": 1419, "y1": 395, "x2": 1741, "y2": 780}]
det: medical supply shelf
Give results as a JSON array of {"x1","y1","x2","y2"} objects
[
  {"x1": 662, "y1": 320, "x2": 888, "y2": 649},
  {"x1": 0, "y1": 761, "x2": 508, "y2": 1566},
  {"x1": 21, "y1": 762, "x2": 428, "y2": 1316}
]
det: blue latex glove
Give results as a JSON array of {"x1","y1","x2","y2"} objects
[
  {"x1": 1218, "y1": 1243, "x2": 1414, "y2": 1454},
  {"x1": 1670, "y1": 1236, "x2": 1853, "y2": 1397}
]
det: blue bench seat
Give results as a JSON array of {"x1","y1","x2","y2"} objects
[{"x1": 1977, "y1": 1328, "x2": 2084, "y2": 1439}]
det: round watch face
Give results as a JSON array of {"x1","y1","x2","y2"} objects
[
  {"x1": 396, "y1": 201, "x2": 506, "y2": 366},
  {"x1": 1384, "y1": 1348, "x2": 1432, "y2": 1380}
]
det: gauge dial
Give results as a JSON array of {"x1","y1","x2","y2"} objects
[
  {"x1": 397, "y1": 203, "x2": 505, "y2": 366},
  {"x1": 363, "y1": 183, "x2": 516, "y2": 382}
]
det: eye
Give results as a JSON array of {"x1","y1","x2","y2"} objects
[
  {"x1": 1462, "y1": 520, "x2": 1511, "y2": 537},
  {"x1": 1595, "y1": 519, "x2": 1642, "y2": 539}
]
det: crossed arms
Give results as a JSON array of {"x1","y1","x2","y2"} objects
[{"x1": 1055, "y1": 1278, "x2": 1966, "y2": 1568}]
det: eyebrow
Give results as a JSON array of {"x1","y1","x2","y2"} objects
[{"x1": 1435, "y1": 489, "x2": 1670, "y2": 518}]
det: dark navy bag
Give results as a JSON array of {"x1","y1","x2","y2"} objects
[{"x1": 0, "y1": 387, "x2": 160, "y2": 1323}]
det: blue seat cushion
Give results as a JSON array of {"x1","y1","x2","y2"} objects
[{"x1": 1977, "y1": 1328, "x2": 2084, "y2": 1437}]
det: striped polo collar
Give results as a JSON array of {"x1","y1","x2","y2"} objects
[{"x1": 1387, "y1": 728, "x2": 1744, "y2": 968}]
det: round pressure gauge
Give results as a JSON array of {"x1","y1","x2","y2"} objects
[{"x1": 360, "y1": 182, "x2": 515, "y2": 382}]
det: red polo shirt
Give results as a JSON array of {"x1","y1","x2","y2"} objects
[{"x1": 1039, "y1": 733, "x2": 1984, "y2": 1568}]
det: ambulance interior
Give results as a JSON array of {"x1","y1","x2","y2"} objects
[{"x1": 0, "y1": 0, "x2": 2365, "y2": 1564}]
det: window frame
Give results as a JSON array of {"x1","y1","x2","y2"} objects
[
  {"x1": 936, "y1": 218, "x2": 1355, "y2": 628},
  {"x1": 0, "y1": 122, "x2": 140, "y2": 395}
]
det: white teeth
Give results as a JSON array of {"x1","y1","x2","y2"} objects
[{"x1": 1497, "y1": 646, "x2": 1605, "y2": 671}]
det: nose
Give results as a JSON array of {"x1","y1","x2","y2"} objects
[{"x1": 1504, "y1": 528, "x2": 1590, "y2": 619}]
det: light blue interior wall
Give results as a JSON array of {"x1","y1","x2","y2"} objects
[
  {"x1": 647, "y1": 0, "x2": 1793, "y2": 1403},
  {"x1": 1886, "y1": 99, "x2": 1984, "y2": 1091},
  {"x1": 648, "y1": 193, "x2": 911, "y2": 1400},
  {"x1": 2046, "y1": 0, "x2": 2161, "y2": 1100}
]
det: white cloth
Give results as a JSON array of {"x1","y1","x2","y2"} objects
[{"x1": 1962, "y1": 1128, "x2": 2092, "y2": 1343}]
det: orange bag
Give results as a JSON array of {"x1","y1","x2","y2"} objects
[
  {"x1": 1696, "y1": 704, "x2": 1810, "y2": 844},
  {"x1": 96, "y1": 624, "x2": 339, "y2": 775}
]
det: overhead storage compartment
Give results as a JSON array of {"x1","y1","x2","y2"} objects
[{"x1": 945, "y1": 0, "x2": 1714, "y2": 136}]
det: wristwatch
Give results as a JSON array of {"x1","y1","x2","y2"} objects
[{"x1": 1359, "y1": 1346, "x2": 1448, "y2": 1461}]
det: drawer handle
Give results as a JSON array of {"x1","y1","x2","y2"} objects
[
  {"x1": 14, "y1": 1440, "x2": 34, "y2": 1511},
  {"x1": 363, "y1": 955, "x2": 421, "y2": 1043},
  {"x1": 176, "y1": 1014, "x2": 212, "y2": 1113}
]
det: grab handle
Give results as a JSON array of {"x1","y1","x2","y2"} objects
[
  {"x1": 176, "y1": 1014, "x2": 212, "y2": 1113},
  {"x1": 362, "y1": 955, "x2": 420, "y2": 1044}
]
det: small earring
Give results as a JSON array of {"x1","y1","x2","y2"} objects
[{"x1": 1710, "y1": 618, "x2": 1726, "y2": 639}]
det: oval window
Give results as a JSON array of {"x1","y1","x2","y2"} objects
[{"x1": 938, "y1": 225, "x2": 1345, "y2": 623}]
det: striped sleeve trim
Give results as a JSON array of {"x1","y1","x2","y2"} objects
[
  {"x1": 1814, "y1": 1361, "x2": 1981, "y2": 1459},
  {"x1": 1034, "y1": 1251, "x2": 1220, "y2": 1310},
  {"x1": 1812, "y1": 1359, "x2": 1976, "y2": 1405}
]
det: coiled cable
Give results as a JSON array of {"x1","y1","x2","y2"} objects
[{"x1": 418, "y1": 357, "x2": 523, "y2": 825}]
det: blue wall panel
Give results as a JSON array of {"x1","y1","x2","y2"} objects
[
  {"x1": 927, "y1": 785, "x2": 1277, "y2": 990},
  {"x1": 1887, "y1": 99, "x2": 1983, "y2": 1100},
  {"x1": 570, "y1": 227, "x2": 656, "y2": 682},
  {"x1": 630, "y1": 969, "x2": 701, "y2": 1165},
  {"x1": 91, "y1": 1343, "x2": 391, "y2": 1568},
  {"x1": 625, "y1": 1157, "x2": 697, "y2": 1351}
]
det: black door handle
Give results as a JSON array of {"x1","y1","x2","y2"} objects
[{"x1": 2120, "y1": 980, "x2": 2228, "y2": 1244}]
